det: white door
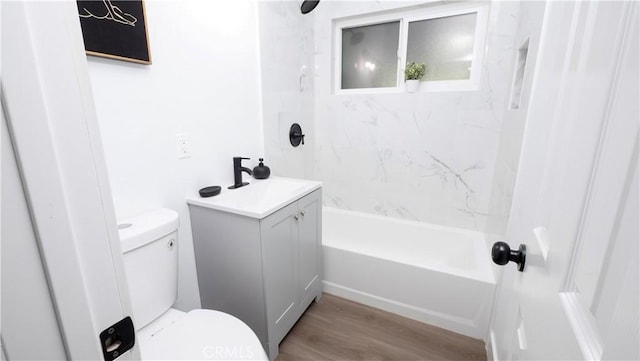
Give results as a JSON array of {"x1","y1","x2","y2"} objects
[
  {"x1": 490, "y1": 2, "x2": 638, "y2": 361},
  {"x1": 2, "y1": 1, "x2": 140, "y2": 359}
]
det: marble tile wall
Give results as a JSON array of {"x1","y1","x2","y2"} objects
[
  {"x1": 258, "y1": 1, "x2": 315, "y2": 180},
  {"x1": 258, "y1": 1, "x2": 535, "y2": 236},
  {"x1": 313, "y1": 1, "x2": 520, "y2": 233},
  {"x1": 485, "y1": 2, "x2": 547, "y2": 238}
]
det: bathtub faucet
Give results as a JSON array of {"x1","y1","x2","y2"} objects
[{"x1": 228, "y1": 157, "x2": 252, "y2": 189}]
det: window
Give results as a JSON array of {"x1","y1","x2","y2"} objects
[
  {"x1": 407, "y1": 13, "x2": 477, "y2": 81},
  {"x1": 334, "y1": 3, "x2": 488, "y2": 93},
  {"x1": 341, "y1": 21, "x2": 400, "y2": 89}
]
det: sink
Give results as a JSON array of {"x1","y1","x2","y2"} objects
[{"x1": 186, "y1": 177, "x2": 322, "y2": 219}]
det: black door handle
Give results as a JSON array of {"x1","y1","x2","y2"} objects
[{"x1": 492, "y1": 242, "x2": 526, "y2": 272}]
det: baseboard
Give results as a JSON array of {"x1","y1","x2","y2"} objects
[{"x1": 323, "y1": 281, "x2": 484, "y2": 339}]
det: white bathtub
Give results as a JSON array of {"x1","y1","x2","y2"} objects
[{"x1": 322, "y1": 207, "x2": 495, "y2": 339}]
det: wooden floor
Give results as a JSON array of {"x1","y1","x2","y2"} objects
[{"x1": 276, "y1": 294, "x2": 486, "y2": 361}]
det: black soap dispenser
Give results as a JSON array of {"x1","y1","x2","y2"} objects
[{"x1": 253, "y1": 158, "x2": 271, "y2": 179}]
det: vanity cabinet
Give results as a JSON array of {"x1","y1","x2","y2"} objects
[
  {"x1": 187, "y1": 183, "x2": 322, "y2": 361},
  {"x1": 261, "y1": 191, "x2": 321, "y2": 348}
]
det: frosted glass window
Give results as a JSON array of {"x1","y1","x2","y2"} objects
[
  {"x1": 407, "y1": 13, "x2": 477, "y2": 81},
  {"x1": 341, "y1": 21, "x2": 400, "y2": 89}
]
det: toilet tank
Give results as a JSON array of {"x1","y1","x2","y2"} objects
[{"x1": 118, "y1": 208, "x2": 180, "y2": 330}]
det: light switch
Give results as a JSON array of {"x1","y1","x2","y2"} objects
[{"x1": 176, "y1": 133, "x2": 191, "y2": 159}]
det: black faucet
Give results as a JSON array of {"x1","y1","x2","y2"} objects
[{"x1": 228, "y1": 157, "x2": 253, "y2": 189}]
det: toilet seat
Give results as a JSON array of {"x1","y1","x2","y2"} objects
[{"x1": 137, "y1": 309, "x2": 268, "y2": 360}]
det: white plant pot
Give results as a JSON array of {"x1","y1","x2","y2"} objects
[{"x1": 406, "y1": 80, "x2": 420, "y2": 93}]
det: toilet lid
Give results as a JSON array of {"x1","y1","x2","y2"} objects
[{"x1": 138, "y1": 309, "x2": 268, "y2": 360}]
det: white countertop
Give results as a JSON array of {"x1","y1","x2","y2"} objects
[{"x1": 186, "y1": 177, "x2": 322, "y2": 219}]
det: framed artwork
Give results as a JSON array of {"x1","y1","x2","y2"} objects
[{"x1": 76, "y1": 0, "x2": 152, "y2": 64}]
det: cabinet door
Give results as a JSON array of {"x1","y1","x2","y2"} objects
[
  {"x1": 261, "y1": 202, "x2": 299, "y2": 346},
  {"x1": 297, "y1": 190, "x2": 322, "y2": 306}
]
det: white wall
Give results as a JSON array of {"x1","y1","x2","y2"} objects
[
  {"x1": 258, "y1": 1, "x2": 315, "y2": 179},
  {"x1": 313, "y1": 1, "x2": 519, "y2": 233},
  {"x1": 87, "y1": 1, "x2": 265, "y2": 311}
]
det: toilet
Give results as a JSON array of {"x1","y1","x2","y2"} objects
[{"x1": 118, "y1": 208, "x2": 268, "y2": 360}]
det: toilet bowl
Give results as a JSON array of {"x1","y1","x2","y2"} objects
[{"x1": 118, "y1": 208, "x2": 267, "y2": 360}]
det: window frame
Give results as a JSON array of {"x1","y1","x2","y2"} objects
[{"x1": 333, "y1": 2, "x2": 489, "y2": 94}]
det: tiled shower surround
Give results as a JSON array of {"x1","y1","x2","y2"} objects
[{"x1": 259, "y1": 1, "x2": 524, "y2": 236}]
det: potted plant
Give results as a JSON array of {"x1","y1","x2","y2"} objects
[{"x1": 404, "y1": 62, "x2": 426, "y2": 93}]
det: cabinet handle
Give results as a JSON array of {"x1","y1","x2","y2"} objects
[
  {"x1": 294, "y1": 215, "x2": 299, "y2": 221},
  {"x1": 300, "y1": 211, "x2": 305, "y2": 217}
]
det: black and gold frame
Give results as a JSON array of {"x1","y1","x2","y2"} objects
[{"x1": 76, "y1": 0, "x2": 152, "y2": 64}]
